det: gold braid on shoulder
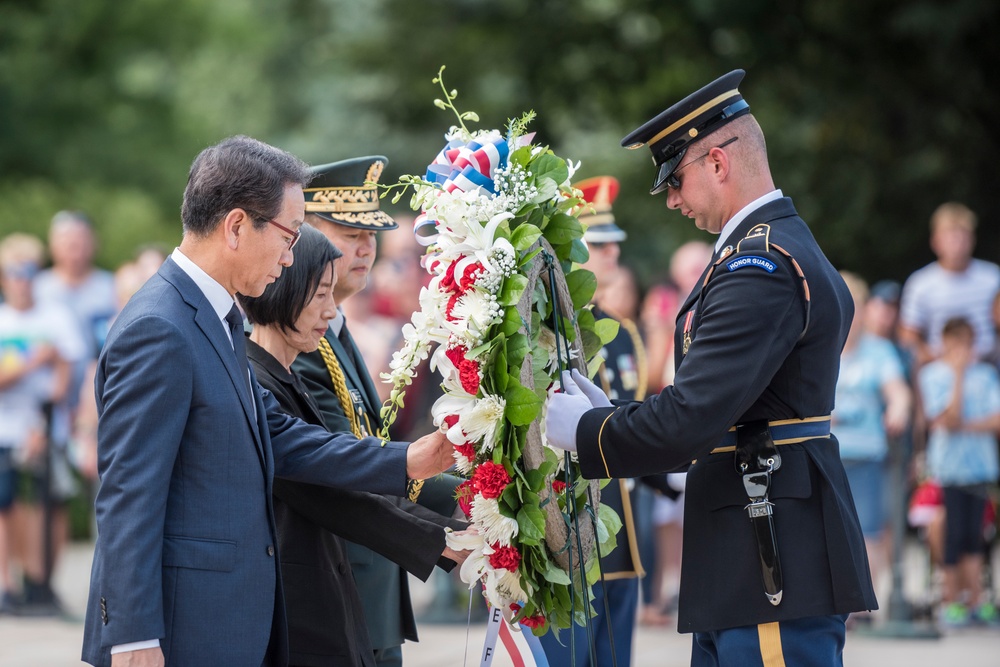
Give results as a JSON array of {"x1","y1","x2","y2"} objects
[{"x1": 317, "y1": 337, "x2": 361, "y2": 438}]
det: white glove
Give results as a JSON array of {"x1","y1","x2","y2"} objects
[
  {"x1": 544, "y1": 370, "x2": 611, "y2": 452},
  {"x1": 569, "y1": 368, "x2": 612, "y2": 408}
]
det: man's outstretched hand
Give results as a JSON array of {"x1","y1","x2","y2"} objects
[{"x1": 406, "y1": 430, "x2": 455, "y2": 481}]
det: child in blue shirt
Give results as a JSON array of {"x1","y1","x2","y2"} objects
[{"x1": 918, "y1": 317, "x2": 1000, "y2": 626}]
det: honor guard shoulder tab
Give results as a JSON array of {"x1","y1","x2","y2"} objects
[{"x1": 701, "y1": 224, "x2": 812, "y2": 339}]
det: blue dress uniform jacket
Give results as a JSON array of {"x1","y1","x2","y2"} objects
[
  {"x1": 576, "y1": 197, "x2": 877, "y2": 633},
  {"x1": 248, "y1": 340, "x2": 465, "y2": 667},
  {"x1": 293, "y1": 325, "x2": 461, "y2": 653},
  {"x1": 82, "y1": 259, "x2": 410, "y2": 667}
]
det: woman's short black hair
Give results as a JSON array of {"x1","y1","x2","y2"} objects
[{"x1": 238, "y1": 224, "x2": 341, "y2": 332}]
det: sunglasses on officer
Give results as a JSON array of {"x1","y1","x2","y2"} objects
[{"x1": 652, "y1": 136, "x2": 739, "y2": 195}]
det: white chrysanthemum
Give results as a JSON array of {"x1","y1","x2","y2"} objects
[
  {"x1": 471, "y1": 495, "x2": 519, "y2": 546},
  {"x1": 462, "y1": 394, "x2": 506, "y2": 452},
  {"x1": 536, "y1": 324, "x2": 579, "y2": 374},
  {"x1": 492, "y1": 568, "x2": 531, "y2": 608},
  {"x1": 445, "y1": 289, "x2": 501, "y2": 348},
  {"x1": 453, "y1": 448, "x2": 475, "y2": 475}
]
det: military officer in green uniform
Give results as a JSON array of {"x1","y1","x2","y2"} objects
[
  {"x1": 545, "y1": 71, "x2": 877, "y2": 667},
  {"x1": 292, "y1": 156, "x2": 463, "y2": 667}
]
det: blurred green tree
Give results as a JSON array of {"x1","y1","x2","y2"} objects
[{"x1": 1, "y1": 0, "x2": 997, "y2": 289}]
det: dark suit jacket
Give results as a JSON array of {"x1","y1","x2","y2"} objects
[
  {"x1": 248, "y1": 340, "x2": 463, "y2": 666},
  {"x1": 577, "y1": 198, "x2": 877, "y2": 633},
  {"x1": 82, "y1": 258, "x2": 410, "y2": 667},
  {"x1": 293, "y1": 324, "x2": 461, "y2": 651}
]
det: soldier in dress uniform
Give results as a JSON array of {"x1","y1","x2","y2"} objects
[
  {"x1": 541, "y1": 175, "x2": 676, "y2": 667},
  {"x1": 291, "y1": 157, "x2": 463, "y2": 667},
  {"x1": 545, "y1": 70, "x2": 877, "y2": 667}
]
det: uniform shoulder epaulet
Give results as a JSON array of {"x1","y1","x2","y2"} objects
[{"x1": 735, "y1": 223, "x2": 771, "y2": 253}]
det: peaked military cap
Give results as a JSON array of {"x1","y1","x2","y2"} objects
[
  {"x1": 576, "y1": 176, "x2": 626, "y2": 243},
  {"x1": 622, "y1": 69, "x2": 751, "y2": 195},
  {"x1": 305, "y1": 156, "x2": 398, "y2": 230}
]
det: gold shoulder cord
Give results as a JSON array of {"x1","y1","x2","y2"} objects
[
  {"x1": 317, "y1": 337, "x2": 361, "y2": 438},
  {"x1": 619, "y1": 317, "x2": 648, "y2": 401},
  {"x1": 317, "y1": 336, "x2": 424, "y2": 502}
]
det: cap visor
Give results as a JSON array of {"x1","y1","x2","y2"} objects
[{"x1": 650, "y1": 150, "x2": 685, "y2": 195}]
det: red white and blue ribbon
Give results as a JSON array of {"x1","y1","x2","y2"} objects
[
  {"x1": 480, "y1": 605, "x2": 549, "y2": 667},
  {"x1": 414, "y1": 134, "x2": 511, "y2": 247},
  {"x1": 426, "y1": 135, "x2": 510, "y2": 196}
]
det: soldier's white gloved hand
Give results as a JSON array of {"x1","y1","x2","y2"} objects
[
  {"x1": 544, "y1": 371, "x2": 592, "y2": 452},
  {"x1": 570, "y1": 369, "x2": 612, "y2": 408}
]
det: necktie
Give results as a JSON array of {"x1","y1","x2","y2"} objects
[{"x1": 225, "y1": 304, "x2": 253, "y2": 400}]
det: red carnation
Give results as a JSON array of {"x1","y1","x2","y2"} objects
[
  {"x1": 459, "y1": 359, "x2": 481, "y2": 395},
  {"x1": 551, "y1": 480, "x2": 567, "y2": 494},
  {"x1": 459, "y1": 262, "x2": 485, "y2": 291},
  {"x1": 441, "y1": 261, "x2": 459, "y2": 291},
  {"x1": 519, "y1": 613, "x2": 546, "y2": 629},
  {"x1": 454, "y1": 442, "x2": 475, "y2": 461},
  {"x1": 473, "y1": 461, "x2": 511, "y2": 499},
  {"x1": 455, "y1": 480, "x2": 475, "y2": 518},
  {"x1": 488, "y1": 543, "x2": 521, "y2": 571},
  {"x1": 445, "y1": 345, "x2": 468, "y2": 368},
  {"x1": 442, "y1": 414, "x2": 460, "y2": 430},
  {"x1": 445, "y1": 293, "x2": 461, "y2": 321}
]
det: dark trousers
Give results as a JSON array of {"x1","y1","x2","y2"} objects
[
  {"x1": 373, "y1": 644, "x2": 402, "y2": 667},
  {"x1": 539, "y1": 577, "x2": 639, "y2": 667},
  {"x1": 691, "y1": 614, "x2": 848, "y2": 667}
]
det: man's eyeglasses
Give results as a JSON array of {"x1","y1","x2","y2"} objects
[
  {"x1": 661, "y1": 136, "x2": 739, "y2": 191},
  {"x1": 246, "y1": 209, "x2": 301, "y2": 250}
]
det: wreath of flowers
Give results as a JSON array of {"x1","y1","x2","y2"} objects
[{"x1": 379, "y1": 68, "x2": 623, "y2": 635}]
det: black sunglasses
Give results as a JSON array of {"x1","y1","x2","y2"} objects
[{"x1": 652, "y1": 136, "x2": 739, "y2": 194}]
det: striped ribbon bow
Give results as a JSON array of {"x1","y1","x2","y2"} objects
[{"x1": 425, "y1": 132, "x2": 510, "y2": 196}]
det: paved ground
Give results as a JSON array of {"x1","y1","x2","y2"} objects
[{"x1": 0, "y1": 541, "x2": 997, "y2": 666}]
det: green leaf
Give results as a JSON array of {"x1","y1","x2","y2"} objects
[
  {"x1": 516, "y1": 504, "x2": 546, "y2": 543},
  {"x1": 582, "y1": 328, "x2": 604, "y2": 361},
  {"x1": 499, "y1": 273, "x2": 529, "y2": 306},
  {"x1": 504, "y1": 383, "x2": 542, "y2": 426},
  {"x1": 502, "y1": 306, "x2": 524, "y2": 336},
  {"x1": 517, "y1": 247, "x2": 542, "y2": 269},
  {"x1": 541, "y1": 560, "x2": 572, "y2": 585},
  {"x1": 531, "y1": 177, "x2": 558, "y2": 204},
  {"x1": 493, "y1": 346, "x2": 509, "y2": 393},
  {"x1": 505, "y1": 333, "x2": 530, "y2": 372},
  {"x1": 566, "y1": 238, "x2": 590, "y2": 264},
  {"x1": 542, "y1": 212, "x2": 584, "y2": 246},
  {"x1": 524, "y1": 468, "x2": 545, "y2": 492},
  {"x1": 566, "y1": 269, "x2": 597, "y2": 310},
  {"x1": 530, "y1": 152, "x2": 569, "y2": 185},
  {"x1": 511, "y1": 223, "x2": 542, "y2": 251},
  {"x1": 593, "y1": 318, "x2": 620, "y2": 346}
]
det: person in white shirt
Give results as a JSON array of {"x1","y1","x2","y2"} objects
[{"x1": 898, "y1": 202, "x2": 1000, "y2": 367}]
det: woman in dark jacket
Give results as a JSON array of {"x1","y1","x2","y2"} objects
[{"x1": 238, "y1": 224, "x2": 466, "y2": 667}]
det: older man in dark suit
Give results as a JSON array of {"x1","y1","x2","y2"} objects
[{"x1": 81, "y1": 136, "x2": 453, "y2": 667}]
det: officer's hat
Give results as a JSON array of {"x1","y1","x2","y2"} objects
[
  {"x1": 305, "y1": 156, "x2": 397, "y2": 230},
  {"x1": 621, "y1": 69, "x2": 751, "y2": 195},
  {"x1": 576, "y1": 176, "x2": 626, "y2": 243}
]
